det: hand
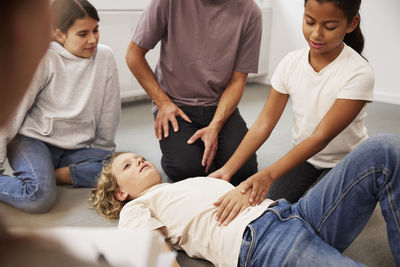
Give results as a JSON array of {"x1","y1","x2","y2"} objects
[
  {"x1": 208, "y1": 167, "x2": 231, "y2": 182},
  {"x1": 155, "y1": 102, "x2": 191, "y2": 140},
  {"x1": 241, "y1": 171, "x2": 274, "y2": 205},
  {"x1": 213, "y1": 183, "x2": 251, "y2": 226},
  {"x1": 187, "y1": 126, "x2": 218, "y2": 173}
]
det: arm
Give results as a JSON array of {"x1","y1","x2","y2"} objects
[
  {"x1": 92, "y1": 53, "x2": 121, "y2": 151},
  {"x1": 213, "y1": 96, "x2": 366, "y2": 225},
  {"x1": 126, "y1": 41, "x2": 191, "y2": 140},
  {"x1": 187, "y1": 71, "x2": 249, "y2": 172},
  {"x1": 0, "y1": 59, "x2": 49, "y2": 169},
  {"x1": 242, "y1": 98, "x2": 367, "y2": 204},
  {"x1": 209, "y1": 88, "x2": 289, "y2": 179}
]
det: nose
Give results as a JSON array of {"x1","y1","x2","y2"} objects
[
  {"x1": 136, "y1": 157, "x2": 144, "y2": 166},
  {"x1": 311, "y1": 25, "x2": 323, "y2": 40},
  {"x1": 88, "y1": 32, "x2": 98, "y2": 44}
]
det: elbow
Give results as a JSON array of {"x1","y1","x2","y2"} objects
[
  {"x1": 125, "y1": 42, "x2": 146, "y2": 72},
  {"x1": 125, "y1": 50, "x2": 139, "y2": 72}
]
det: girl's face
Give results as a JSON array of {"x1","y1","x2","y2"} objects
[
  {"x1": 302, "y1": 0, "x2": 359, "y2": 57},
  {"x1": 112, "y1": 153, "x2": 162, "y2": 201},
  {"x1": 56, "y1": 16, "x2": 99, "y2": 58}
]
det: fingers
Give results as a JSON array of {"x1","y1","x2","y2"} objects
[
  {"x1": 216, "y1": 199, "x2": 235, "y2": 226},
  {"x1": 178, "y1": 109, "x2": 192, "y2": 123},
  {"x1": 221, "y1": 204, "x2": 241, "y2": 226},
  {"x1": 249, "y1": 185, "x2": 258, "y2": 205},
  {"x1": 249, "y1": 184, "x2": 267, "y2": 205},
  {"x1": 162, "y1": 117, "x2": 170, "y2": 138},
  {"x1": 213, "y1": 194, "x2": 225, "y2": 207},
  {"x1": 253, "y1": 187, "x2": 265, "y2": 205},
  {"x1": 202, "y1": 142, "x2": 217, "y2": 173},
  {"x1": 155, "y1": 116, "x2": 163, "y2": 140},
  {"x1": 206, "y1": 143, "x2": 217, "y2": 172},
  {"x1": 240, "y1": 182, "x2": 250, "y2": 194},
  {"x1": 215, "y1": 197, "x2": 230, "y2": 224},
  {"x1": 257, "y1": 190, "x2": 268, "y2": 205},
  {"x1": 187, "y1": 131, "x2": 200, "y2": 145},
  {"x1": 170, "y1": 116, "x2": 179, "y2": 133}
]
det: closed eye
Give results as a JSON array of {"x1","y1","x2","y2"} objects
[{"x1": 123, "y1": 163, "x2": 131, "y2": 171}]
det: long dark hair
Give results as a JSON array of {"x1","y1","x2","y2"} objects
[
  {"x1": 52, "y1": 0, "x2": 100, "y2": 33},
  {"x1": 305, "y1": 0, "x2": 364, "y2": 55}
]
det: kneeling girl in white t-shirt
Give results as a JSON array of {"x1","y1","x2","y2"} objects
[{"x1": 208, "y1": 0, "x2": 374, "y2": 214}]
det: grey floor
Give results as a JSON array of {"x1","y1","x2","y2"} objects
[{"x1": 0, "y1": 83, "x2": 399, "y2": 266}]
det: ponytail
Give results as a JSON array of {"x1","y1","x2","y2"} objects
[{"x1": 344, "y1": 22, "x2": 364, "y2": 55}]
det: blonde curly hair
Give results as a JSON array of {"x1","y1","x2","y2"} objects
[{"x1": 89, "y1": 152, "x2": 127, "y2": 220}]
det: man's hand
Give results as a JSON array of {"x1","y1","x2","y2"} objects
[
  {"x1": 213, "y1": 183, "x2": 251, "y2": 226},
  {"x1": 240, "y1": 171, "x2": 274, "y2": 205},
  {"x1": 155, "y1": 102, "x2": 191, "y2": 140},
  {"x1": 187, "y1": 126, "x2": 218, "y2": 173}
]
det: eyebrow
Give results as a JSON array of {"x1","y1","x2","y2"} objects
[
  {"x1": 77, "y1": 25, "x2": 99, "y2": 34},
  {"x1": 305, "y1": 14, "x2": 339, "y2": 24}
]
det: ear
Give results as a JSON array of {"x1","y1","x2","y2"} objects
[
  {"x1": 346, "y1": 14, "x2": 360, "y2": 34},
  {"x1": 115, "y1": 188, "x2": 129, "y2": 201},
  {"x1": 55, "y1": 29, "x2": 66, "y2": 44}
]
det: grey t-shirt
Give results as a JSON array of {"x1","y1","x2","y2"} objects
[{"x1": 133, "y1": 0, "x2": 262, "y2": 107}]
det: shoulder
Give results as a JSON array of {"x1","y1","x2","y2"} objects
[
  {"x1": 341, "y1": 45, "x2": 374, "y2": 76},
  {"x1": 238, "y1": 0, "x2": 262, "y2": 20},
  {"x1": 277, "y1": 48, "x2": 308, "y2": 71},
  {"x1": 146, "y1": 0, "x2": 170, "y2": 11},
  {"x1": 44, "y1": 42, "x2": 64, "y2": 63},
  {"x1": 94, "y1": 44, "x2": 117, "y2": 66},
  {"x1": 96, "y1": 44, "x2": 115, "y2": 58}
]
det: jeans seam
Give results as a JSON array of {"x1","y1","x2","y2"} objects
[
  {"x1": 387, "y1": 182, "x2": 400, "y2": 233},
  {"x1": 69, "y1": 164, "x2": 78, "y2": 187},
  {"x1": 244, "y1": 225, "x2": 256, "y2": 267},
  {"x1": 317, "y1": 167, "x2": 388, "y2": 232},
  {"x1": 2, "y1": 147, "x2": 39, "y2": 200}
]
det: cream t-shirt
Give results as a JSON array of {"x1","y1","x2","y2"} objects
[
  {"x1": 271, "y1": 44, "x2": 375, "y2": 169},
  {"x1": 119, "y1": 177, "x2": 274, "y2": 267}
]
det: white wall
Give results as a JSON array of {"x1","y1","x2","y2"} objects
[{"x1": 267, "y1": 0, "x2": 400, "y2": 105}]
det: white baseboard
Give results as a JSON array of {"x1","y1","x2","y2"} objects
[{"x1": 374, "y1": 91, "x2": 400, "y2": 105}]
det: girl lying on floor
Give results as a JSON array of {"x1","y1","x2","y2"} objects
[{"x1": 89, "y1": 134, "x2": 400, "y2": 267}]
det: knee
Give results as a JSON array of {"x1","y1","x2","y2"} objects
[
  {"x1": 162, "y1": 158, "x2": 205, "y2": 182},
  {"x1": 362, "y1": 134, "x2": 400, "y2": 158},
  {"x1": 20, "y1": 185, "x2": 57, "y2": 213}
]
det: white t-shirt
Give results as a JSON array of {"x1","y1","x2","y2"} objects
[
  {"x1": 271, "y1": 44, "x2": 375, "y2": 169},
  {"x1": 119, "y1": 177, "x2": 274, "y2": 267}
]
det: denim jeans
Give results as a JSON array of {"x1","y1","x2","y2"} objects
[
  {"x1": 0, "y1": 135, "x2": 112, "y2": 213},
  {"x1": 238, "y1": 134, "x2": 400, "y2": 266},
  {"x1": 156, "y1": 107, "x2": 258, "y2": 186}
]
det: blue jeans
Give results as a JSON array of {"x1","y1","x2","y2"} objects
[
  {"x1": 0, "y1": 135, "x2": 112, "y2": 213},
  {"x1": 238, "y1": 134, "x2": 400, "y2": 266}
]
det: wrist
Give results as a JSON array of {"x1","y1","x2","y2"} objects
[
  {"x1": 259, "y1": 168, "x2": 276, "y2": 181},
  {"x1": 153, "y1": 92, "x2": 172, "y2": 108},
  {"x1": 208, "y1": 121, "x2": 223, "y2": 133}
]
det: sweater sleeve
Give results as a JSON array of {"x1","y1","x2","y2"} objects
[
  {"x1": 0, "y1": 58, "x2": 50, "y2": 169},
  {"x1": 91, "y1": 52, "x2": 121, "y2": 151}
]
